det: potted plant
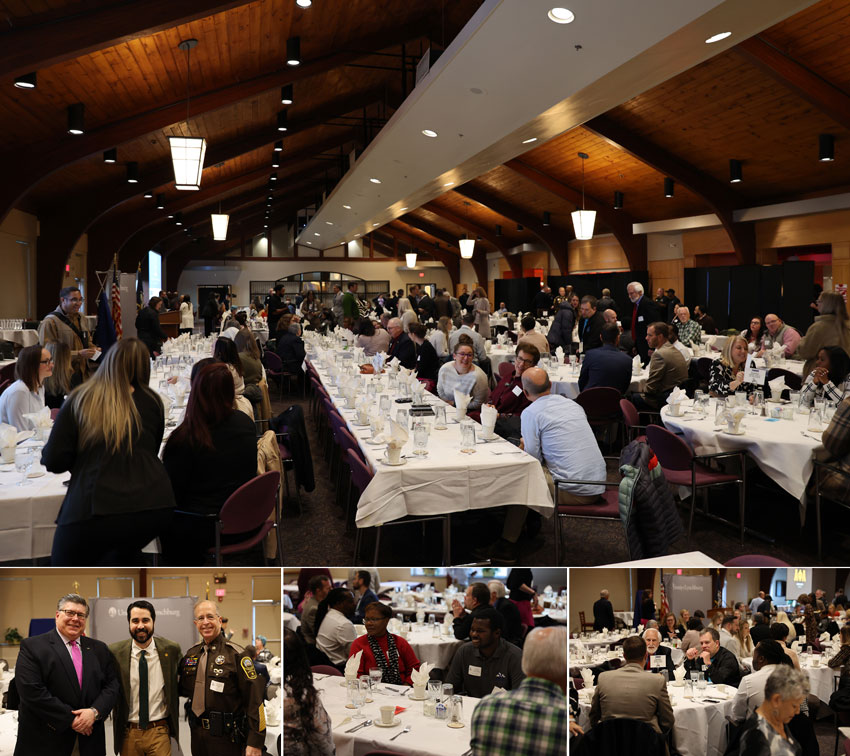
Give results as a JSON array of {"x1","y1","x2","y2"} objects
[{"x1": 4, "y1": 628, "x2": 22, "y2": 645}]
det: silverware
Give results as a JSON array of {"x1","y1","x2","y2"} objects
[
  {"x1": 390, "y1": 725, "x2": 411, "y2": 741},
  {"x1": 384, "y1": 686, "x2": 400, "y2": 693},
  {"x1": 345, "y1": 718, "x2": 373, "y2": 733}
]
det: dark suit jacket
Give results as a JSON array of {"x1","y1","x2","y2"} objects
[
  {"x1": 579, "y1": 311, "x2": 606, "y2": 353},
  {"x1": 494, "y1": 597, "x2": 523, "y2": 645},
  {"x1": 749, "y1": 623, "x2": 772, "y2": 644},
  {"x1": 108, "y1": 636, "x2": 181, "y2": 755},
  {"x1": 388, "y1": 333, "x2": 416, "y2": 370},
  {"x1": 579, "y1": 344, "x2": 634, "y2": 394},
  {"x1": 684, "y1": 645, "x2": 741, "y2": 687},
  {"x1": 589, "y1": 662, "x2": 675, "y2": 735},
  {"x1": 452, "y1": 604, "x2": 491, "y2": 641},
  {"x1": 626, "y1": 296, "x2": 659, "y2": 362},
  {"x1": 593, "y1": 598, "x2": 615, "y2": 631},
  {"x1": 14, "y1": 630, "x2": 120, "y2": 756},
  {"x1": 414, "y1": 338, "x2": 440, "y2": 382},
  {"x1": 645, "y1": 646, "x2": 676, "y2": 678}
]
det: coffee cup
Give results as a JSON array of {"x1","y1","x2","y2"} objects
[
  {"x1": 380, "y1": 705, "x2": 395, "y2": 725},
  {"x1": 386, "y1": 445, "x2": 402, "y2": 464},
  {"x1": 0, "y1": 446, "x2": 13, "y2": 464},
  {"x1": 669, "y1": 403, "x2": 684, "y2": 417},
  {"x1": 413, "y1": 683, "x2": 426, "y2": 698},
  {"x1": 812, "y1": 657, "x2": 820, "y2": 667}
]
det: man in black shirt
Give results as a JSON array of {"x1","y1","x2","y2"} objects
[
  {"x1": 592, "y1": 590, "x2": 615, "y2": 631},
  {"x1": 452, "y1": 582, "x2": 492, "y2": 640},
  {"x1": 749, "y1": 613, "x2": 771, "y2": 644},
  {"x1": 683, "y1": 628, "x2": 741, "y2": 687},
  {"x1": 267, "y1": 284, "x2": 286, "y2": 334},
  {"x1": 488, "y1": 580, "x2": 523, "y2": 645}
]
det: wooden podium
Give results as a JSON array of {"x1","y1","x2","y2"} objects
[{"x1": 160, "y1": 310, "x2": 180, "y2": 340}]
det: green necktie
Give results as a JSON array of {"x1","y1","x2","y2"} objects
[{"x1": 139, "y1": 650, "x2": 149, "y2": 729}]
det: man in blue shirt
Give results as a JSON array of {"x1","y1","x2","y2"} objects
[
  {"x1": 351, "y1": 571, "x2": 380, "y2": 624},
  {"x1": 578, "y1": 323, "x2": 634, "y2": 393}
]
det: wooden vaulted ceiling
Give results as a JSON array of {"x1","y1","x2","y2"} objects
[{"x1": 6, "y1": 0, "x2": 850, "y2": 312}]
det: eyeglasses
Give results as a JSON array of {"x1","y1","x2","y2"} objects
[
  {"x1": 194, "y1": 614, "x2": 219, "y2": 622},
  {"x1": 40, "y1": 358, "x2": 54, "y2": 365},
  {"x1": 515, "y1": 356, "x2": 534, "y2": 365},
  {"x1": 455, "y1": 352, "x2": 474, "y2": 359},
  {"x1": 60, "y1": 609, "x2": 88, "y2": 619}
]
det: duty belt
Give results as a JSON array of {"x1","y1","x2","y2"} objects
[{"x1": 188, "y1": 711, "x2": 245, "y2": 739}]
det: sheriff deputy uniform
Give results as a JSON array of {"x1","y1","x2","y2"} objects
[{"x1": 178, "y1": 631, "x2": 266, "y2": 755}]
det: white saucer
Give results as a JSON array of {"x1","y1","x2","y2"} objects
[
  {"x1": 365, "y1": 437, "x2": 385, "y2": 445},
  {"x1": 0, "y1": 464, "x2": 14, "y2": 472},
  {"x1": 671, "y1": 681, "x2": 685, "y2": 687},
  {"x1": 478, "y1": 434, "x2": 500, "y2": 443},
  {"x1": 407, "y1": 692, "x2": 428, "y2": 700},
  {"x1": 381, "y1": 457, "x2": 407, "y2": 467},
  {"x1": 374, "y1": 717, "x2": 401, "y2": 728},
  {"x1": 27, "y1": 471, "x2": 45, "y2": 478},
  {"x1": 351, "y1": 422, "x2": 370, "y2": 427},
  {"x1": 721, "y1": 429, "x2": 746, "y2": 436}
]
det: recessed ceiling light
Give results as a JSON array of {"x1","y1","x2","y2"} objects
[
  {"x1": 325, "y1": 221, "x2": 333, "y2": 225},
  {"x1": 14, "y1": 72, "x2": 37, "y2": 89},
  {"x1": 314, "y1": 232, "x2": 321, "y2": 236},
  {"x1": 343, "y1": 204, "x2": 352, "y2": 209},
  {"x1": 422, "y1": 129, "x2": 438, "y2": 138},
  {"x1": 355, "y1": 233, "x2": 361, "y2": 237},
  {"x1": 370, "y1": 178, "x2": 381, "y2": 184},
  {"x1": 296, "y1": 0, "x2": 312, "y2": 7},
  {"x1": 373, "y1": 223, "x2": 380, "y2": 226},
  {"x1": 306, "y1": 241, "x2": 312, "y2": 244},
  {"x1": 443, "y1": 182, "x2": 454, "y2": 187},
  {"x1": 399, "y1": 207, "x2": 408, "y2": 211},
  {"x1": 705, "y1": 31, "x2": 731, "y2": 44},
  {"x1": 522, "y1": 137, "x2": 538, "y2": 144},
  {"x1": 548, "y1": 7, "x2": 575, "y2": 24}
]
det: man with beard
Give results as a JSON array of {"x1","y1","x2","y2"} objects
[
  {"x1": 179, "y1": 600, "x2": 265, "y2": 756},
  {"x1": 109, "y1": 600, "x2": 181, "y2": 756},
  {"x1": 445, "y1": 609, "x2": 524, "y2": 698}
]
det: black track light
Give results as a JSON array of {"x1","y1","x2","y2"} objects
[
  {"x1": 819, "y1": 134, "x2": 835, "y2": 162},
  {"x1": 126, "y1": 162, "x2": 139, "y2": 184},
  {"x1": 274, "y1": 140, "x2": 284, "y2": 152},
  {"x1": 542, "y1": 211, "x2": 551, "y2": 227},
  {"x1": 270, "y1": 172, "x2": 278, "y2": 182},
  {"x1": 67, "y1": 103, "x2": 85, "y2": 135},
  {"x1": 664, "y1": 177, "x2": 675, "y2": 197},
  {"x1": 103, "y1": 148, "x2": 117, "y2": 164},
  {"x1": 286, "y1": 37, "x2": 301, "y2": 66},
  {"x1": 280, "y1": 84, "x2": 294, "y2": 105},
  {"x1": 143, "y1": 191, "x2": 153, "y2": 199},
  {"x1": 175, "y1": 213, "x2": 183, "y2": 226},
  {"x1": 729, "y1": 159, "x2": 743, "y2": 183},
  {"x1": 156, "y1": 193, "x2": 166, "y2": 209},
  {"x1": 277, "y1": 110, "x2": 288, "y2": 132},
  {"x1": 14, "y1": 72, "x2": 37, "y2": 89},
  {"x1": 614, "y1": 191, "x2": 624, "y2": 210},
  {"x1": 272, "y1": 156, "x2": 281, "y2": 168}
]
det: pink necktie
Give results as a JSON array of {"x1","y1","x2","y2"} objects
[{"x1": 70, "y1": 640, "x2": 82, "y2": 688}]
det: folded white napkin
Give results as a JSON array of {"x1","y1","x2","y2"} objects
[
  {"x1": 454, "y1": 389, "x2": 471, "y2": 421},
  {"x1": 0, "y1": 423, "x2": 18, "y2": 449},
  {"x1": 791, "y1": 640, "x2": 800, "y2": 653},
  {"x1": 673, "y1": 666, "x2": 687, "y2": 682},
  {"x1": 484, "y1": 339, "x2": 492, "y2": 354},
  {"x1": 344, "y1": 651, "x2": 363, "y2": 678},
  {"x1": 387, "y1": 418, "x2": 409, "y2": 447},
  {"x1": 480, "y1": 404, "x2": 498, "y2": 436},
  {"x1": 443, "y1": 612, "x2": 454, "y2": 629},
  {"x1": 820, "y1": 631, "x2": 830, "y2": 642},
  {"x1": 555, "y1": 347, "x2": 565, "y2": 364},
  {"x1": 264, "y1": 686, "x2": 282, "y2": 725},
  {"x1": 572, "y1": 640, "x2": 585, "y2": 653},
  {"x1": 580, "y1": 669, "x2": 594, "y2": 688},
  {"x1": 632, "y1": 355, "x2": 642, "y2": 373},
  {"x1": 410, "y1": 662, "x2": 434, "y2": 687},
  {"x1": 666, "y1": 387, "x2": 687, "y2": 405},
  {"x1": 768, "y1": 376, "x2": 787, "y2": 397},
  {"x1": 490, "y1": 686, "x2": 508, "y2": 695},
  {"x1": 23, "y1": 406, "x2": 52, "y2": 429}
]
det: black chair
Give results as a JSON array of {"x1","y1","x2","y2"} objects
[
  {"x1": 766, "y1": 367, "x2": 803, "y2": 394},
  {"x1": 813, "y1": 458, "x2": 850, "y2": 560},
  {"x1": 572, "y1": 718, "x2": 667, "y2": 756}
]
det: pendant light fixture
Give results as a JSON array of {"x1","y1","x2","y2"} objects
[
  {"x1": 126, "y1": 162, "x2": 139, "y2": 183},
  {"x1": 664, "y1": 177, "x2": 675, "y2": 197},
  {"x1": 103, "y1": 148, "x2": 117, "y2": 163},
  {"x1": 14, "y1": 72, "x2": 37, "y2": 89},
  {"x1": 571, "y1": 152, "x2": 596, "y2": 240},
  {"x1": 459, "y1": 201, "x2": 475, "y2": 259},
  {"x1": 819, "y1": 134, "x2": 835, "y2": 162},
  {"x1": 169, "y1": 39, "x2": 206, "y2": 191},
  {"x1": 406, "y1": 250, "x2": 418, "y2": 268},
  {"x1": 211, "y1": 201, "x2": 229, "y2": 241},
  {"x1": 280, "y1": 84, "x2": 294, "y2": 105},
  {"x1": 286, "y1": 37, "x2": 301, "y2": 66},
  {"x1": 729, "y1": 159, "x2": 743, "y2": 183},
  {"x1": 614, "y1": 191, "x2": 624, "y2": 210},
  {"x1": 67, "y1": 103, "x2": 85, "y2": 135}
]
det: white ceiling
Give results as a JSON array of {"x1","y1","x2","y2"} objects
[{"x1": 297, "y1": 0, "x2": 819, "y2": 250}]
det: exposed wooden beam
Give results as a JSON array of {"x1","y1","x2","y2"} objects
[
  {"x1": 503, "y1": 159, "x2": 647, "y2": 270},
  {"x1": 0, "y1": 0, "x2": 252, "y2": 78},
  {"x1": 736, "y1": 35, "x2": 850, "y2": 133},
  {"x1": 379, "y1": 225, "x2": 461, "y2": 289},
  {"x1": 583, "y1": 116, "x2": 755, "y2": 264},
  {"x1": 452, "y1": 183, "x2": 571, "y2": 274},
  {"x1": 419, "y1": 201, "x2": 523, "y2": 277}
]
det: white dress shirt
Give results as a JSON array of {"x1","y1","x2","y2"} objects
[
  {"x1": 316, "y1": 608, "x2": 356, "y2": 665},
  {"x1": 730, "y1": 665, "x2": 774, "y2": 723},
  {"x1": 130, "y1": 640, "x2": 167, "y2": 723},
  {"x1": 0, "y1": 380, "x2": 45, "y2": 431}
]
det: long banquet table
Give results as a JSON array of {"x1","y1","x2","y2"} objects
[
  {"x1": 577, "y1": 680, "x2": 736, "y2": 756},
  {"x1": 315, "y1": 674, "x2": 473, "y2": 756},
  {"x1": 309, "y1": 346, "x2": 553, "y2": 541},
  {"x1": 660, "y1": 399, "x2": 822, "y2": 521}
]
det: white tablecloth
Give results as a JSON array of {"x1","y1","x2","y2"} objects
[
  {"x1": 741, "y1": 656, "x2": 838, "y2": 703},
  {"x1": 311, "y1": 349, "x2": 553, "y2": 531},
  {"x1": 402, "y1": 627, "x2": 463, "y2": 669},
  {"x1": 316, "y1": 675, "x2": 473, "y2": 756},
  {"x1": 661, "y1": 400, "x2": 821, "y2": 519},
  {"x1": 253, "y1": 327, "x2": 270, "y2": 345},
  {"x1": 0, "y1": 330, "x2": 38, "y2": 347},
  {"x1": 614, "y1": 611, "x2": 634, "y2": 625},
  {"x1": 533, "y1": 609, "x2": 567, "y2": 624},
  {"x1": 549, "y1": 364, "x2": 648, "y2": 400},
  {"x1": 602, "y1": 550, "x2": 723, "y2": 568},
  {"x1": 578, "y1": 681, "x2": 735, "y2": 756}
]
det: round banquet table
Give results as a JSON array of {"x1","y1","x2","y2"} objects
[
  {"x1": 548, "y1": 363, "x2": 647, "y2": 400},
  {"x1": 614, "y1": 611, "x2": 634, "y2": 626},
  {"x1": 401, "y1": 626, "x2": 463, "y2": 669},
  {"x1": 533, "y1": 608, "x2": 567, "y2": 624},
  {"x1": 660, "y1": 399, "x2": 822, "y2": 519},
  {"x1": 578, "y1": 680, "x2": 736, "y2": 756},
  {"x1": 0, "y1": 330, "x2": 38, "y2": 347},
  {"x1": 315, "y1": 674, "x2": 473, "y2": 756}
]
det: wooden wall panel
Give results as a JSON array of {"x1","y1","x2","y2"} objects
[
  {"x1": 648, "y1": 258, "x2": 684, "y2": 301},
  {"x1": 682, "y1": 228, "x2": 734, "y2": 256},
  {"x1": 568, "y1": 235, "x2": 629, "y2": 273},
  {"x1": 756, "y1": 209, "x2": 850, "y2": 249}
]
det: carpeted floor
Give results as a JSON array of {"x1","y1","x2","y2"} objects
[{"x1": 279, "y1": 383, "x2": 850, "y2": 567}]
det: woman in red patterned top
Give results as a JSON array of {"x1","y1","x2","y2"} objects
[{"x1": 349, "y1": 602, "x2": 421, "y2": 685}]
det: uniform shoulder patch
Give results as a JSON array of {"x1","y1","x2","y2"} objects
[{"x1": 240, "y1": 656, "x2": 257, "y2": 680}]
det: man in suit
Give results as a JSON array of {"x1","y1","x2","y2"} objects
[
  {"x1": 108, "y1": 600, "x2": 181, "y2": 756},
  {"x1": 487, "y1": 580, "x2": 523, "y2": 646},
  {"x1": 385, "y1": 318, "x2": 416, "y2": 369},
  {"x1": 643, "y1": 628, "x2": 676, "y2": 677},
  {"x1": 683, "y1": 628, "x2": 741, "y2": 687},
  {"x1": 14, "y1": 593, "x2": 120, "y2": 756},
  {"x1": 592, "y1": 590, "x2": 615, "y2": 631},
  {"x1": 631, "y1": 322, "x2": 688, "y2": 411},
  {"x1": 351, "y1": 570, "x2": 380, "y2": 624},
  {"x1": 625, "y1": 281, "x2": 658, "y2": 363},
  {"x1": 589, "y1": 635, "x2": 675, "y2": 735},
  {"x1": 451, "y1": 582, "x2": 492, "y2": 640},
  {"x1": 749, "y1": 612, "x2": 771, "y2": 644},
  {"x1": 578, "y1": 324, "x2": 634, "y2": 394},
  {"x1": 578, "y1": 296, "x2": 606, "y2": 354}
]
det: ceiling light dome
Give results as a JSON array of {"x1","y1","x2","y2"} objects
[{"x1": 548, "y1": 7, "x2": 575, "y2": 24}]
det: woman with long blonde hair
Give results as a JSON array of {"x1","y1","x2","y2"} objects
[
  {"x1": 42, "y1": 337, "x2": 174, "y2": 565},
  {"x1": 43, "y1": 341, "x2": 81, "y2": 410},
  {"x1": 428, "y1": 316, "x2": 453, "y2": 360},
  {"x1": 708, "y1": 334, "x2": 759, "y2": 397}
]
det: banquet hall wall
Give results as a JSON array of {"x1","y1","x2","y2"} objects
[{"x1": 0, "y1": 568, "x2": 281, "y2": 667}]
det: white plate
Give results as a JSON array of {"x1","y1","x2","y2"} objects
[
  {"x1": 351, "y1": 422, "x2": 370, "y2": 427},
  {"x1": 373, "y1": 717, "x2": 402, "y2": 728},
  {"x1": 365, "y1": 437, "x2": 385, "y2": 445},
  {"x1": 381, "y1": 457, "x2": 407, "y2": 467},
  {"x1": 721, "y1": 429, "x2": 746, "y2": 436},
  {"x1": 407, "y1": 692, "x2": 428, "y2": 700},
  {"x1": 478, "y1": 434, "x2": 501, "y2": 443},
  {"x1": 0, "y1": 464, "x2": 14, "y2": 472},
  {"x1": 27, "y1": 471, "x2": 45, "y2": 478}
]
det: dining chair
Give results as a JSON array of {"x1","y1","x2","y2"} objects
[
  {"x1": 620, "y1": 398, "x2": 647, "y2": 443},
  {"x1": 766, "y1": 367, "x2": 803, "y2": 394},
  {"x1": 645, "y1": 425, "x2": 746, "y2": 545},
  {"x1": 310, "y1": 664, "x2": 342, "y2": 677},
  {"x1": 812, "y1": 458, "x2": 850, "y2": 561},
  {"x1": 497, "y1": 360, "x2": 514, "y2": 383}
]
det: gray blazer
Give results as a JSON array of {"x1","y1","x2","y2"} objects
[{"x1": 589, "y1": 662, "x2": 675, "y2": 735}]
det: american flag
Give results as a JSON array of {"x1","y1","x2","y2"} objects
[
  {"x1": 111, "y1": 267, "x2": 122, "y2": 339},
  {"x1": 659, "y1": 577, "x2": 669, "y2": 618}
]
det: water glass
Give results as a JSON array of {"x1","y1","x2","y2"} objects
[
  {"x1": 413, "y1": 421, "x2": 429, "y2": 456},
  {"x1": 751, "y1": 389, "x2": 764, "y2": 415},
  {"x1": 807, "y1": 406, "x2": 824, "y2": 432},
  {"x1": 369, "y1": 666, "x2": 383, "y2": 691},
  {"x1": 379, "y1": 394, "x2": 391, "y2": 416},
  {"x1": 441, "y1": 683, "x2": 454, "y2": 702},
  {"x1": 359, "y1": 674, "x2": 374, "y2": 702},
  {"x1": 448, "y1": 695, "x2": 464, "y2": 727},
  {"x1": 15, "y1": 449, "x2": 33, "y2": 487},
  {"x1": 433, "y1": 405, "x2": 447, "y2": 429},
  {"x1": 460, "y1": 422, "x2": 476, "y2": 454},
  {"x1": 395, "y1": 407, "x2": 410, "y2": 429}
]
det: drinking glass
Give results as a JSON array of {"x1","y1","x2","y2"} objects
[
  {"x1": 349, "y1": 679, "x2": 366, "y2": 719},
  {"x1": 413, "y1": 421, "x2": 429, "y2": 456},
  {"x1": 395, "y1": 407, "x2": 409, "y2": 429},
  {"x1": 433, "y1": 405, "x2": 447, "y2": 429},
  {"x1": 460, "y1": 422, "x2": 476, "y2": 454},
  {"x1": 694, "y1": 390, "x2": 704, "y2": 405},
  {"x1": 379, "y1": 394, "x2": 391, "y2": 416},
  {"x1": 751, "y1": 389, "x2": 764, "y2": 415},
  {"x1": 387, "y1": 374, "x2": 397, "y2": 393},
  {"x1": 15, "y1": 449, "x2": 33, "y2": 487},
  {"x1": 359, "y1": 674, "x2": 374, "y2": 702},
  {"x1": 448, "y1": 695, "x2": 464, "y2": 727},
  {"x1": 368, "y1": 666, "x2": 383, "y2": 693},
  {"x1": 823, "y1": 400, "x2": 837, "y2": 424},
  {"x1": 807, "y1": 406, "x2": 824, "y2": 432},
  {"x1": 370, "y1": 416, "x2": 384, "y2": 440}
]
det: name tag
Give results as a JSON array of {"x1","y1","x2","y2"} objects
[
  {"x1": 650, "y1": 655, "x2": 665, "y2": 669},
  {"x1": 209, "y1": 680, "x2": 225, "y2": 693},
  {"x1": 468, "y1": 665, "x2": 482, "y2": 677},
  {"x1": 638, "y1": 316, "x2": 644, "y2": 322},
  {"x1": 512, "y1": 385, "x2": 523, "y2": 397}
]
